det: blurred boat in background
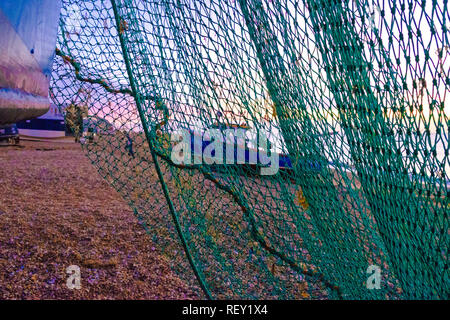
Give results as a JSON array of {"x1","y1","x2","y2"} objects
[{"x1": 16, "y1": 103, "x2": 66, "y2": 138}]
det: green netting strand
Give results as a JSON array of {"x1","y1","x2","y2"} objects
[{"x1": 51, "y1": 0, "x2": 449, "y2": 299}]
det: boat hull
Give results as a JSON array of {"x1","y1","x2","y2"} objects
[{"x1": 0, "y1": 0, "x2": 61, "y2": 125}]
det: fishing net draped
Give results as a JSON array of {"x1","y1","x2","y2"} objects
[{"x1": 50, "y1": 0, "x2": 449, "y2": 299}]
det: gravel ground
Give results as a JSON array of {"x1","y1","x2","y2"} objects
[{"x1": 0, "y1": 139, "x2": 199, "y2": 299}]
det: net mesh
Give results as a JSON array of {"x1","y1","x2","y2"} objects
[{"x1": 50, "y1": 0, "x2": 449, "y2": 299}]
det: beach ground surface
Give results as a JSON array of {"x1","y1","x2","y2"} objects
[{"x1": 0, "y1": 138, "x2": 199, "y2": 299}]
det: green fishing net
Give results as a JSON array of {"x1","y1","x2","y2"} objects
[{"x1": 50, "y1": 0, "x2": 449, "y2": 299}]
